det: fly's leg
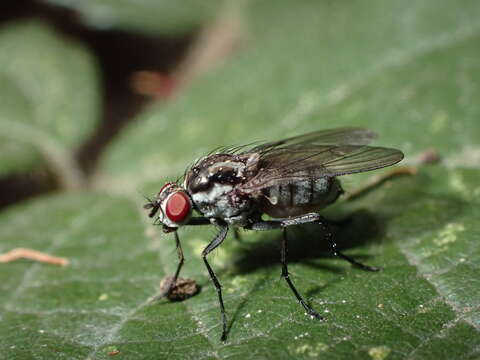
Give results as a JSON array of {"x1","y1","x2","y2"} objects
[
  {"x1": 279, "y1": 213, "x2": 380, "y2": 271},
  {"x1": 186, "y1": 217, "x2": 212, "y2": 226},
  {"x1": 171, "y1": 231, "x2": 185, "y2": 287},
  {"x1": 249, "y1": 213, "x2": 323, "y2": 320},
  {"x1": 317, "y1": 219, "x2": 380, "y2": 272},
  {"x1": 233, "y1": 228, "x2": 242, "y2": 242},
  {"x1": 281, "y1": 228, "x2": 323, "y2": 319},
  {"x1": 202, "y1": 222, "x2": 229, "y2": 341},
  {"x1": 153, "y1": 217, "x2": 210, "y2": 302},
  {"x1": 248, "y1": 212, "x2": 379, "y2": 315},
  {"x1": 153, "y1": 231, "x2": 184, "y2": 301},
  {"x1": 248, "y1": 213, "x2": 321, "y2": 230}
]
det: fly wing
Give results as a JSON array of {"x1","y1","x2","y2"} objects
[
  {"x1": 249, "y1": 127, "x2": 377, "y2": 152},
  {"x1": 238, "y1": 129, "x2": 403, "y2": 193}
]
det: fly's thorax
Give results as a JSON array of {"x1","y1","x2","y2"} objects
[
  {"x1": 191, "y1": 182, "x2": 251, "y2": 224},
  {"x1": 184, "y1": 153, "x2": 259, "y2": 224},
  {"x1": 261, "y1": 177, "x2": 343, "y2": 218},
  {"x1": 184, "y1": 153, "x2": 259, "y2": 192}
]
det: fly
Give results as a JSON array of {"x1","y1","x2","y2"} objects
[{"x1": 144, "y1": 127, "x2": 404, "y2": 341}]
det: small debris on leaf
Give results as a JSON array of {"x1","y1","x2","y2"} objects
[
  {"x1": 0, "y1": 248, "x2": 68, "y2": 266},
  {"x1": 345, "y1": 167, "x2": 416, "y2": 201},
  {"x1": 160, "y1": 276, "x2": 199, "y2": 301},
  {"x1": 414, "y1": 148, "x2": 440, "y2": 166},
  {"x1": 106, "y1": 346, "x2": 120, "y2": 356}
]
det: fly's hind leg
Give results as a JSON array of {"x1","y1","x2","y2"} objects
[
  {"x1": 316, "y1": 219, "x2": 380, "y2": 272},
  {"x1": 249, "y1": 213, "x2": 324, "y2": 320},
  {"x1": 281, "y1": 227, "x2": 323, "y2": 319},
  {"x1": 249, "y1": 213, "x2": 379, "y2": 271},
  {"x1": 249, "y1": 212, "x2": 380, "y2": 320}
]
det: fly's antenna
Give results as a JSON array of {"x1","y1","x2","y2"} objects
[
  {"x1": 139, "y1": 191, "x2": 153, "y2": 208},
  {"x1": 144, "y1": 197, "x2": 161, "y2": 218},
  {"x1": 138, "y1": 190, "x2": 160, "y2": 218}
]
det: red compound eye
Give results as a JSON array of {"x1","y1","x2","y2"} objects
[{"x1": 165, "y1": 192, "x2": 191, "y2": 223}]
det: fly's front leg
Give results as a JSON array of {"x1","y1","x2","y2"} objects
[
  {"x1": 154, "y1": 231, "x2": 184, "y2": 301},
  {"x1": 186, "y1": 217, "x2": 211, "y2": 226},
  {"x1": 154, "y1": 217, "x2": 210, "y2": 302},
  {"x1": 202, "y1": 221, "x2": 229, "y2": 341},
  {"x1": 172, "y1": 231, "x2": 185, "y2": 285}
]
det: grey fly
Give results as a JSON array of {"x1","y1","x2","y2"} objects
[{"x1": 144, "y1": 127, "x2": 404, "y2": 341}]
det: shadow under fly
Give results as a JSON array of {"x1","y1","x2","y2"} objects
[{"x1": 232, "y1": 208, "x2": 384, "y2": 276}]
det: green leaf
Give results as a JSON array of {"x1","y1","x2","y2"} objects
[
  {"x1": 43, "y1": 0, "x2": 220, "y2": 36},
  {"x1": 0, "y1": 21, "x2": 99, "y2": 185},
  {"x1": 1, "y1": 167, "x2": 479, "y2": 359},
  {"x1": 2, "y1": 0, "x2": 480, "y2": 359}
]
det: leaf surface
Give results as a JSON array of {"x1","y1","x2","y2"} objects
[
  {"x1": 1, "y1": 1, "x2": 480, "y2": 359},
  {"x1": 1, "y1": 167, "x2": 479, "y2": 359}
]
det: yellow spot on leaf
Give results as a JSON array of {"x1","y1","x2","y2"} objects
[
  {"x1": 434, "y1": 223, "x2": 465, "y2": 247},
  {"x1": 368, "y1": 345, "x2": 391, "y2": 360},
  {"x1": 294, "y1": 343, "x2": 328, "y2": 357}
]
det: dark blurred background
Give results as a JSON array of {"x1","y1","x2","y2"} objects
[{"x1": 0, "y1": 0, "x2": 199, "y2": 208}]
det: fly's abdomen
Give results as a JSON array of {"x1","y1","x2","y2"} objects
[{"x1": 261, "y1": 177, "x2": 342, "y2": 218}]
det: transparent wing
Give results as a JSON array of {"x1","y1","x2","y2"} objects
[
  {"x1": 248, "y1": 127, "x2": 377, "y2": 152},
  {"x1": 238, "y1": 129, "x2": 404, "y2": 192}
]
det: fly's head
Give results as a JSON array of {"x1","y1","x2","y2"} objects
[{"x1": 144, "y1": 182, "x2": 193, "y2": 233}]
